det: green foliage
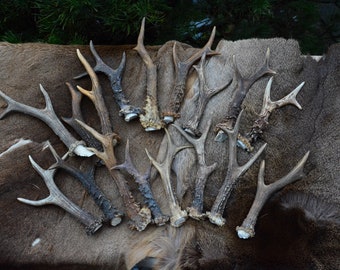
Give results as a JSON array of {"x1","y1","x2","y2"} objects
[{"x1": 0, "y1": 0, "x2": 338, "y2": 54}]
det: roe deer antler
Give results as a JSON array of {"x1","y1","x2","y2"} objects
[
  {"x1": 236, "y1": 151, "x2": 310, "y2": 239},
  {"x1": 133, "y1": 17, "x2": 164, "y2": 131},
  {"x1": 145, "y1": 129, "x2": 192, "y2": 227},
  {"x1": 173, "y1": 120, "x2": 217, "y2": 219},
  {"x1": 162, "y1": 26, "x2": 218, "y2": 124},
  {"x1": 0, "y1": 86, "x2": 94, "y2": 157},
  {"x1": 182, "y1": 52, "x2": 231, "y2": 136},
  {"x1": 75, "y1": 48, "x2": 152, "y2": 231},
  {"x1": 114, "y1": 139, "x2": 169, "y2": 226},
  {"x1": 241, "y1": 77, "x2": 305, "y2": 150},
  {"x1": 207, "y1": 111, "x2": 267, "y2": 226},
  {"x1": 215, "y1": 48, "x2": 276, "y2": 143},
  {"x1": 74, "y1": 41, "x2": 142, "y2": 122},
  {"x1": 17, "y1": 143, "x2": 102, "y2": 235}
]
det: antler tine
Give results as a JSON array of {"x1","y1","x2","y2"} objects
[
  {"x1": 75, "y1": 119, "x2": 152, "y2": 231},
  {"x1": 76, "y1": 49, "x2": 113, "y2": 135},
  {"x1": 173, "y1": 119, "x2": 218, "y2": 219},
  {"x1": 18, "y1": 151, "x2": 102, "y2": 235},
  {"x1": 207, "y1": 111, "x2": 267, "y2": 226},
  {"x1": 62, "y1": 82, "x2": 103, "y2": 152},
  {"x1": 0, "y1": 86, "x2": 93, "y2": 157},
  {"x1": 74, "y1": 41, "x2": 141, "y2": 122},
  {"x1": 215, "y1": 48, "x2": 276, "y2": 142},
  {"x1": 113, "y1": 139, "x2": 169, "y2": 226},
  {"x1": 244, "y1": 77, "x2": 305, "y2": 148},
  {"x1": 145, "y1": 128, "x2": 192, "y2": 227},
  {"x1": 183, "y1": 52, "x2": 231, "y2": 136},
  {"x1": 236, "y1": 151, "x2": 310, "y2": 239},
  {"x1": 163, "y1": 26, "x2": 219, "y2": 124},
  {"x1": 133, "y1": 17, "x2": 164, "y2": 131}
]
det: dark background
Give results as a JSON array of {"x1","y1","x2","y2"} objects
[{"x1": 0, "y1": 0, "x2": 339, "y2": 54}]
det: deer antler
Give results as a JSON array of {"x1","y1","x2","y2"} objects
[
  {"x1": 74, "y1": 41, "x2": 142, "y2": 122},
  {"x1": 215, "y1": 48, "x2": 276, "y2": 143},
  {"x1": 173, "y1": 120, "x2": 217, "y2": 219},
  {"x1": 182, "y1": 52, "x2": 231, "y2": 136},
  {"x1": 0, "y1": 86, "x2": 94, "y2": 157},
  {"x1": 241, "y1": 77, "x2": 305, "y2": 150},
  {"x1": 207, "y1": 111, "x2": 267, "y2": 226},
  {"x1": 114, "y1": 139, "x2": 169, "y2": 226},
  {"x1": 17, "y1": 143, "x2": 102, "y2": 235},
  {"x1": 50, "y1": 151, "x2": 123, "y2": 227},
  {"x1": 145, "y1": 129, "x2": 192, "y2": 227},
  {"x1": 162, "y1": 26, "x2": 218, "y2": 123},
  {"x1": 133, "y1": 17, "x2": 164, "y2": 131},
  {"x1": 236, "y1": 151, "x2": 310, "y2": 239}
]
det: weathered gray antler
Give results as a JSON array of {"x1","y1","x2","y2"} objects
[
  {"x1": 50, "y1": 151, "x2": 123, "y2": 227},
  {"x1": 236, "y1": 151, "x2": 310, "y2": 239},
  {"x1": 74, "y1": 41, "x2": 142, "y2": 122},
  {"x1": 215, "y1": 48, "x2": 276, "y2": 143},
  {"x1": 17, "y1": 144, "x2": 102, "y2": 235},
  {"x1": 114, "y1": 139, "x2": 169, "y2": 226},
  {"x1": 173, "y1": 120, "x2": 217, "y2": 219},
  {"x1": 207, "y1": 111, "x2": 267, "y2": 226},
  {"x1": 182, "y1": 52, "x2": 231, "y2": 136},
  {"x1": 133, "y1": 17, "x2": 164, "y2": 131},
  {"x1": 242, "y1": 77, "x2": 305, "y2": 150},
  {"x1": 0, "y1": 86, "x2": 94, "y2": 157},
  {"x1": 162, "y1": 26, "x2": 218, "y2": 123},
  {"x1": 145, "y1": 129, "x2": 192, "y2": 227}
]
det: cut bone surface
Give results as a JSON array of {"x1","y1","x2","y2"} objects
[
  {"x1": 17, "y1": 144, "x2": 102, "y2": 235},
  {"x1": 215, "y1": 48, "x2": 276, "y2": 143},
  {"x1": 145, "y1": 129, "x2": 192, "y2": 227},
  {"x1": 74, "y1": 41, "x2": 141, "y2": 122},
  {"x1": 207, "y1": 111, "x2": 267, "y2": 226},
  {"x1": 0, "y1": 85, "x2": 93, "y2": 157},
  {"x1": 133, "y1": 17, "x2": 164, "y2": 131},
  {"x1": 114, "y1": 139, "x2": 169, "y2": 226},
  {"x1": 243, "y1": 77, "x2": 305, "y2": 149},
  {"x1": 173, "y1": 120, "x2": 217, "y2": 220},
  {"x1": 182, "y1": 52, "x2": 231, "y2": 136},
  {"x1": 162, "y1": 26, "x2": 218, "y2": 123},
  {"x1": 236, "y1": 151, "x2": 310, "y2": 239}
]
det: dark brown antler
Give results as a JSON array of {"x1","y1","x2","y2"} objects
[
  {"x1": 114, "y1": 139, "x2": 169, "y2": 226},
  {"x1": 17, "y1": 144, "x2": 102, "y2": 235},
  {"x1": 133, "y1": 17, "x2": 164, "y2": 131},
  {"x1": 215, "y1": 48, "x2": 276, "y2": 142},
  {"x1": 0, "y1": 85, "x2": 93, "y2": 157},
  {"x1": 236, "y1": 151, "x2": 310, "y2": 239},
  {"x1": 182, "y1": 52, "x2": 231, "y2": 136},
  {"x1": 162, "y1": 26, "x2": 218, "y2": 124},
  {"x1": 207, "y1": 111, "x2": 267, "y2": 226},
  {"x1": 242, "y1": 77, "x2": 305, "y2": 150},
  {"x1": 173, "y1": 120, "x2": 217, "y2": 220},
  {"x1": 145, "y1": 129, "x2": 192, "y2": 227},
  {"x1": 74, "y1": 41, "x2": 142, "y2": 122}
]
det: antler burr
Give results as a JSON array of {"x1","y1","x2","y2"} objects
[
  {"x1": 145, "y1": 129, "x2": 192, "y2": 227},
  {"x1": 74, "y1": 41, "x2": 142, "y2": 122},
  {"x1": 215, "y1": 48, "x2": 276, "y2": 143},
  {"x1": 173, "y1": 120, "x2": 217, "y2": 219},
  {"x1": 114, "y1": 139, "x2": 169, "y2": 226},
  {"x1": 133, "y1": 17, "x2": 164, "y2": 131},
  {"x1": 162, "y1": 26, "x2": 218, "y2": 124},
  {"x1": 207, "y1": 111, "x2": 267, "y2": 226},
  {"x1": 17, "y1": 144, "x2": 102, "y2": 235},
  {"x1": 236, "y1": 151, "x2": 310, "y2": 239},
  {"x1": 0, "y1": 86, "x2": 94, "y2": 157}
]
